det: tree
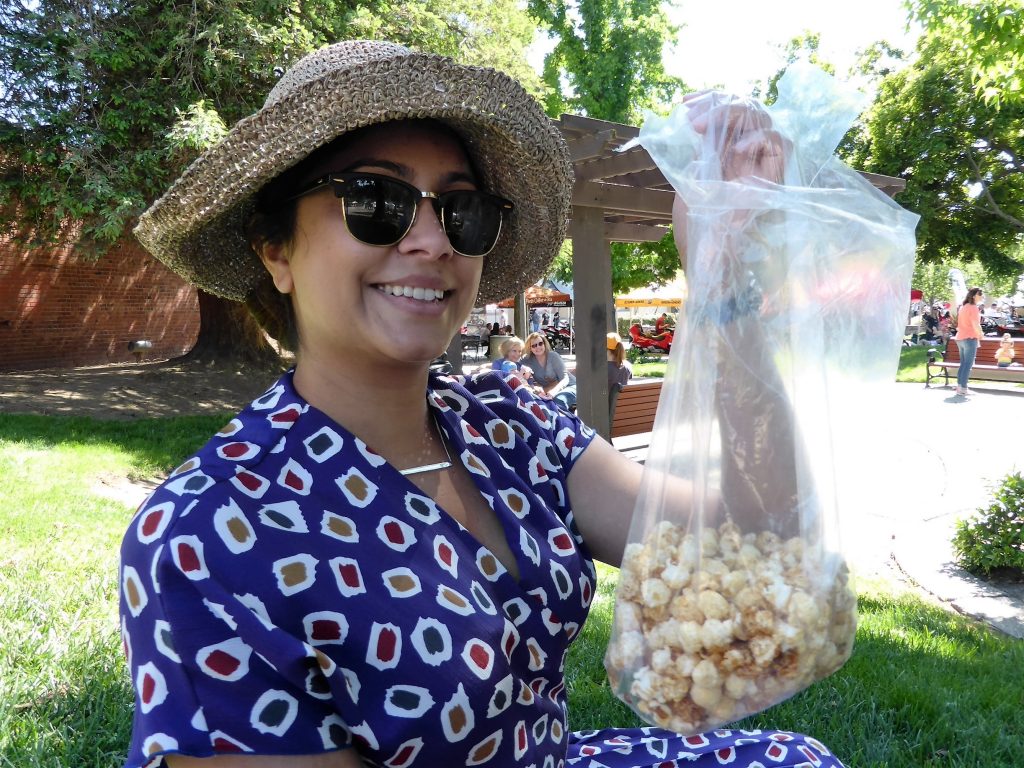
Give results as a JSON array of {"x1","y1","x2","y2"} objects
[
  {"x1": 528, "y1": 0, "x2": 684, "y2": 293},
  {"x1": 755, "y1": 31, "x2": 836, "y2": 106},
  {"x1": 0, "y1": 0, "x2": 542, "y2": 363},
  {"x1": 528, "y1": 0, "x2": 680, "y2": 125},
  {"x1": 847, "y1": 0, "x2": 1024, "y2": 279},
  {"x1": 909, "y1": 0, "x2": 1023, "y2": 107},
  {"x1": 547, "y1": 229, "x2": 681, "y2": 295}
]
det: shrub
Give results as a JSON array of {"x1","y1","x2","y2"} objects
[
  {"x1": 952, "y1": 472, "x2": 1024, "y2": 576},
  {"x1": 625, "y1": 344, "x2": 646, "y2": 365}
]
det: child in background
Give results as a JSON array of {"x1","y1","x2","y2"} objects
[{"x1": 995, "y1": 333, "x2": 1016, "y2": 367}]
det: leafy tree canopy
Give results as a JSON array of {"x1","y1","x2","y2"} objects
[
  {"x1": 528, "y1": 0, "x2": 684, "y2": 293},
  {"x1": 528, "y1": 0, "x2": 680, "y2": 125},
  {"x1": 909, "y1": 0, "x2": 1023, "y2": 107},
  {"x1": 0, "y1": 0, "x2": 542, "y2": 253},
  {"x1": 847, "y1": 0, "x2": 1023, "y2": 278}
]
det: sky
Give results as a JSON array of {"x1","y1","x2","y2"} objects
[{"x1": 664, "y1": 0, "x2": 922, "y2": 95}]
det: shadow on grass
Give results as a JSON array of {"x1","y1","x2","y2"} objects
[
  {"x1": 0, "y1": 413, "x2": 229, "y2": 477},
  {"x1": 569, "y1": 588, "x2": 1024, "y2": 768}
]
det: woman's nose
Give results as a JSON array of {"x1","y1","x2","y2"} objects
[{"x1": 398, "y1": 198, "x2": 451, "y2": 259}]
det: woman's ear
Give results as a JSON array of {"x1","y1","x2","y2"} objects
[{"x1": 258, "y1": 240, "x2": 294, "y2": 295}]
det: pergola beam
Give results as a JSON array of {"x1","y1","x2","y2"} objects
[
  {"x1": 559, "y1": 113, "x2": 639, "y2": 140},
  {"x1": 603, "y1": 222, "x2": 669, "y2": 242},
  {"x1": 565, "y1": 129, "x2": 617, "y2": 162},
  {"x1": 571, "y1": 181, "x2": 676, "y2": 217},
  {"x1": 574, "y1": 148, "x2": 660, "y2": 182}
]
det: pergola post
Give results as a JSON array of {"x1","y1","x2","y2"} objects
[
  {"x1": 571, "y1": 205, "x2": 612, "y2": 439},
  {"x1": 514, "y1": 293, "x2": 528, "y2": 340}
]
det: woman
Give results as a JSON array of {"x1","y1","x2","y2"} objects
[
  {"x1": 489, "y1": 335, "x2": 534, "y2": 380},
  {"x1": 607, "y1": 332, "x2": 632, "y2": 418},
  {"x1": 954, "y1": 287, "x2": 984, "y2": 395},
  {"x1": 122, "y1": 41, "x2": 844, "y2": 768},
  {"x1": 522, "y1": 331, "x2": 576, "y2": 410},
  {"x1": 921, "y1": 306, "x2": 939, "y2": 343}
]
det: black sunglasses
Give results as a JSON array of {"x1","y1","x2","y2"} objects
[{"x1": 290, "y1": 172, "x2": 513, "y2": 257}]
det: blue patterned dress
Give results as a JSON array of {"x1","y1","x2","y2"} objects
[{"x1": 119, "y1": 370, "x2": 844, "y2": 768}]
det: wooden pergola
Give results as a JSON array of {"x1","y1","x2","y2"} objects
[{"x1": 552, "y1": 113, "x2": 907, "y2": 440}]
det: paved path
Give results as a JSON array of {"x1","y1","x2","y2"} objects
[
  {"x1": 873, "y1": 381, "x2": 1023, "y2": 638},
  {"x1": 612, "y1": 379, "x2": 1024, "y2": 639}
]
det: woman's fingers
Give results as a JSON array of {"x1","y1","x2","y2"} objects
[{"x1": 680, "y1": 91, "x2": 786, "y2": 184}]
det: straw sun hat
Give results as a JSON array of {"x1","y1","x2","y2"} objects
[{"x1": 134, "y1": 40, "x2": 573, "y2": 317}]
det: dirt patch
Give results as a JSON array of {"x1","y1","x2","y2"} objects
[
  {"x1": 0, "y1": 358, "x2": 286, "y2": 420},
  {"x1": 90, "y1": 472, "x2": 162, "y2": 509}
]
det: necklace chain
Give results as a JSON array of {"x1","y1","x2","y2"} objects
[{"x1": 399, "y1": 413, "x2": 453, "y2": 476}]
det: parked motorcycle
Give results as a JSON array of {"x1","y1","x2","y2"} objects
[{"x1": 543, "y1": 323, "x2": 574, "y2": 350}]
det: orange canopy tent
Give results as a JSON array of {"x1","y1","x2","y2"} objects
[{"x1": 497, "y1": 285, "x2": 572, "y2": 309}]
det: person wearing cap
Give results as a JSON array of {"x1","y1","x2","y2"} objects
[
  {"x1": 121, "y1": 41, "x2": 844, "y2": 768},
  {"x1": 607, "y1": 332, "x2": 632, "y2": 417}
]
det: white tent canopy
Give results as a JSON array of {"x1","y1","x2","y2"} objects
[{"x1": 614, "y1": 275, "x2": 688, "y2": 309}]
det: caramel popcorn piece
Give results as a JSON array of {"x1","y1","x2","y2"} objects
[{"x1": 606, "y1": 520, "x2": 856, "y2": 735}]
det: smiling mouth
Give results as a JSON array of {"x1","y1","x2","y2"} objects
[{"x1": 376, "y1": 284, "x2": 451, "y2": 302}]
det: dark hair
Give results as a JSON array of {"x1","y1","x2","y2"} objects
[{"x1": 962, "y1": 287, "x2": 984, "y2": 307}]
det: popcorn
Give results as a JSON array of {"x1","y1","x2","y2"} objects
[
  {"x1": 606, "y1": 521, "x2": 856, "y2": 735},
  {"x1": 641, "y1": 578, "x2": 672, "y2": 607}
]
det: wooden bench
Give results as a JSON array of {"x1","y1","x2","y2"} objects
[
  {"x1": 610, "y1": 379, "x2": 663, "y2": 438},
  {"x1": 926, "y1": 338, "x2": 1024, "y2": 388}
]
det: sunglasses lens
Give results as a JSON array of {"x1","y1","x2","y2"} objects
[
  {"x1": 330, "y1": 174, "x2": 508, "y2": 255},
  {"x1": 341, "y1": 176, "x2": 416, "y2": 246},
  {"x1": 442, "y1": 191, "x2": 505, "y2": 257}
]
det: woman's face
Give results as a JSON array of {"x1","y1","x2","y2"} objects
[
  {"x1": 260, "y1": 121, "x2": 485, "y2": 369},
  {"x1": 506, "y1": 344, "x2": 523, "y2": 362},
  {"x1": 527, "y1": 337, "x2": 546, "y2": 357}
]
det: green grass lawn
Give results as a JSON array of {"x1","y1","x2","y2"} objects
[
  {"x1": 3, "y1": 413, "x2": 1023, "y2": 767},
  {"x1": 896, "y1": 345, "x2": 931, "y2": 383}
]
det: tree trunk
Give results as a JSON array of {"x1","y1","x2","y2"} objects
[{"x1": 178, "y1": 290, "x2": 284, "y2": 369}]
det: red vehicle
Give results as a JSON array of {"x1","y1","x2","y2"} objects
[{"x1": 629, "y1": 323, "x2": 673, "y2": 353}]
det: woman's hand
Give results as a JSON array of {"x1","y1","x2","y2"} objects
[
  {"x1": 678, "y1": 91, "x2": 787, "y2": 185},
  {"x1": 671, "y1": 91, "x2": 788, "y2": 266},
  {"x1": 544, "y1": 371, "x2": 571, "y2": 396}
]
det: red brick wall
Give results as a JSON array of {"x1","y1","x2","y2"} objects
[{"x1": 0, "y1": 235, "x2": 199, "y2": 371}]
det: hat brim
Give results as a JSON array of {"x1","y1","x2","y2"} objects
[{"x1": 134, "y1": 46, "x2": 572, "y2": 306}]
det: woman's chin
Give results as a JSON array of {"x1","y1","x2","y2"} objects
[{"x1": 381, "y1": 339, "x2": 451, "y2": 368}]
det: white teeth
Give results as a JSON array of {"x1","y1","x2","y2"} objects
[{"x1": 379, "y1": 285, "x2": 445, "y2": 301}]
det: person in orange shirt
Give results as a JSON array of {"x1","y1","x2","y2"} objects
[{"x1": 953, "y1": 287, "x2": 984, "y2": 396}]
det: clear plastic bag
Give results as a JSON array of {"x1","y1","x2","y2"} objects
[{"x1": 604, "y1": 64, "x2": 919, "y2": 734}]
